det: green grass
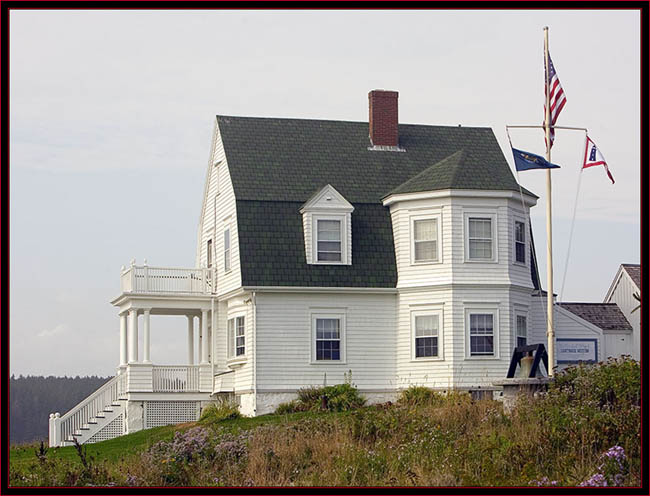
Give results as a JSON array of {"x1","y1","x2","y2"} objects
[
  {"x1": 8, "y1": 358, "x2": 641, "y2": 487},
  {"x1": 9, "y1": 409, "x2": 335, "y2": 468}
]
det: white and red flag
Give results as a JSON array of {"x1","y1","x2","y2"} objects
[
  {"x1": 544, "y1": 51, "x2": 567, "y2": 150},
  {"x1": 583, "y1": 135, "x2": 614, "y2": 184}
]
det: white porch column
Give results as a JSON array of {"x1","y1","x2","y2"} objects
[
  {"x1": 119, "y1": 312, "x2": 128, "y2": 367},
  {"x1": 128, "y1": 309, "x2": 139, "y2": 363},
  {"x1": 201, "y1": 309, "x2": 209, "y2": 364},
  {"x1": 187, "y1": 315, "x2": 195, "y2": 365},
  {"x1": 143, "y1": 309, "x2": 151, "y2": 364}
]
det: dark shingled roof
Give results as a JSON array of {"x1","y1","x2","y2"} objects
[
  {"x1": 622, "y1": 264, "x2": 641, "y2": 288},
  {"x1": 237, "y1": 201, "x2": 396, "y2": 287},
  {"x1": 217, "y1": 115, "x2": 536, "y2": 287},
  {"x1": 558, "y1": 303, "x2": 632, "y2": 331}
]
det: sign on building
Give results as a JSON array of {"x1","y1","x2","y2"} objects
[{"x1": 556, "y1": 338, "x2": 598, "y2": 364}]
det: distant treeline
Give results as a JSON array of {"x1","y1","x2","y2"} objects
[{"x1": 10, "y1": 375, "x2": 111, "y2": 445}]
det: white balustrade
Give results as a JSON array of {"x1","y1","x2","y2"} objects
[
  {"x1": 52, "y1": 376, "x2": 120, "y2": 446},
  {"x1": 152, "y1": 366, "x2": 201, "y2": 392},
  {"x1": 120, "y1": 265, "x2": 211, "y2": 294}
]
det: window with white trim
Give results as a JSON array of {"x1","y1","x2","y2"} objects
[
  {"x1": 223, "y1": 228, "x2": 231, "y2": 272},
  {"x1": 469, "y1": 313, "x2": 495, "y2": 356},
  {"x1": 316, "y1": 219, "x2": 342, "y2": 262},
  {"x1": 468, "y1": 217, "x2": 493, "y2": 260},
  {"x1": 514, "y1": 221, "x2": 526, "y2": 264},
  {"x1": 315, "y1": 318, "x2": 341, "y2": 360},
  {"x1": 311, "y1": 313, "x2": 345, "y2": 362},
  {"x1": 413, "y1": 219, "x2": 438, "y2": 263},
  {"x1": 207, "y1": 239, "x2": 213, "y2": 268},
  {"x1": 227, "y1": 316, "x2": 245, "y2": 358},
  {"x1": 414, "y1": 314, "x2": 439, "y2": 358},
  {"x1": 516, "y1": 314, "x2": 527, "y2": 348}
]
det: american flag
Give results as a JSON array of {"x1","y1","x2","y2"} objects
[{"x1": 544, "y1": 51, "x2": 567, "y2": 150}]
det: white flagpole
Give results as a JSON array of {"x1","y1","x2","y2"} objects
[{"x1": 543, "y1": 26, "x2": 555, "y2": 376}]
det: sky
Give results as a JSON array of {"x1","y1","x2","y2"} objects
[{"x1": 9, "y1": 9, "x2": 641, "y2": 377}]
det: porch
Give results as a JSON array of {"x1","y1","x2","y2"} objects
[{"x1": 48, "y1": 261, "x2": 234, "y2": 447}]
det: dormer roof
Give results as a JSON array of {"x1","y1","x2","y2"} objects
[{"x1": 300, "y1": 184, "x2": 354, "y2": 214}]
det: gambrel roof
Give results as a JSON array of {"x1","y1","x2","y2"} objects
[{"x1": 216, "y1": 115, "x2": 536, "y2": 287}]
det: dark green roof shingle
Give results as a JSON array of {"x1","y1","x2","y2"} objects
[{"x1": 217, "y1": 115, "x2": 537, "y2": 288}]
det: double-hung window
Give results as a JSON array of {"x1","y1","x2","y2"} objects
[
  {"x1": 316, "y1": 219, "x2": 342, "y2": 262},
  {"x1": 468, "y1": 217, "x2": 493, "y2": 260},
  {"x1": 469, "y1": 313, "x2": 495, "y2": 356},
  {"x1": 414, "y1": 314, "x2": 439, "y2": 358},
  {"x1": 224, "y1": 228, "x2": 231, "y2": 272},
  {"x1": 315, "y1": 318, "x2": 341, "y2": 360},
  {"x1": 413, "y1": 219, "x2": 438, "y2": 262},
  {"x1": 207, "y1": 239, "x2": 213, "y2": 268},
  {"x1": 516, "y1": 315, "x2": 527, "y2": 348},
  {"x1": 514, "y1": 221, "x2": 526, "y2": 264},
  {"x1": 227, "y1": 316, "x2": 245, "y2": 358}
]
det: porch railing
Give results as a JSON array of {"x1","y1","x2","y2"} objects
[
  {"x1": 152, "y1": 365, "x2": 201, "y2": 392},
  {"x1": 121, "y1": 265, "x2": 212, "y2": 294}
]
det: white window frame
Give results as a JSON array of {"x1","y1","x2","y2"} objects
[
  {"x1": 227, "y1": 314, "x2": 246, "y2": 360},
  {"x1": 464, "y1": 211, "x2": 498, "y2": 263},
  {"x1": 515, "y1": 311, "x2": 528, "y2": 350},
  {"x1": 410, "y1": 213, "x2": 442, "y2": 265},
  {"x1": 513, "y1": 217, "x2": 527, "y2": 266},
  {"x1": 410, "y1": 307, "x2": 444, "y2": 361},
  {"x1": 310, "y1": 312, "x2": 346, "y2": 364},
  {"x1": 464, "y1": 306, "x2": 500, "y2": 359},
  {"x1": 312, "y1": 214, "x2": 348, "y2": 265},
  {"x1": 207, "y1": 239, "x2": 213, "y2": 269},
  {"x1": 223, "y1": 226, "x2": 231, "y2": 273}
]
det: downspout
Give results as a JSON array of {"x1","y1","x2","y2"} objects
[
  {"x1": 211, "y1": 297, "x2": 216, "y2": 394},
  {"x1": 252, "y1": 291, "x2": 257, "y2": 415}
]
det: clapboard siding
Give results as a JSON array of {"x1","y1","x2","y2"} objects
[
  {"x1": 389, "y1": 195, "x2": 534, "y2": 290},
  {"x1": 255, "y1": 292, "x2": 397, "y2": 390},
  {"x1": 395, "y1": 286, "x2": 535, "y2": 389},
  {"x1": 197, "y1": 120, "x2": 242, "y2": 296},
  {"x1": 605, "y1": 270, "x2": 640, "y2": 360}
]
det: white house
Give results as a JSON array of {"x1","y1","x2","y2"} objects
[
  {"x1": 603, "y1": 264, "x2": 641, "y2": 360},
  {"x1": 48, "y1": 90, "x2": 635, "y2": 447}
]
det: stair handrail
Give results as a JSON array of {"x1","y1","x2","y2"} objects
[{"x1": 56, "y1": 376, "x2": 119, "y2": 443}]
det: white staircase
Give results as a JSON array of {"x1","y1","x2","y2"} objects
[{"x1": 49, "y1": 374, "x2": 127, "y2": 447}]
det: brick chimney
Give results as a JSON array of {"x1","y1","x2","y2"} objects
[{"x1": 368, "y1": 90, "x2": 399, "y2": 147}]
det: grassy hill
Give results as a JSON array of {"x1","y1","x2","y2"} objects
[{"x1": 8, "y1": 357, "x2": 641, "y2": 487}]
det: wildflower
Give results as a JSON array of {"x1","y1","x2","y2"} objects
[{"x1": 579, "y1": 473, "x2": 608, "y2": 487}]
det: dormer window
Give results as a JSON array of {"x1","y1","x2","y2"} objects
[
  {"x1": 316, "y1": 219, "x2": 342, "y2": 262},
  {"x1": 300, "y1": 184, "x2": 354, "y2": 265}
]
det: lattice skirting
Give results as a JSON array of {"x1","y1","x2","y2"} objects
[
  {"x1": 144, "y1": 401, "x2": 201, "y2": 429},
  {"x1": 87, "y1": 414, "x2": 124, "y2": 444}
]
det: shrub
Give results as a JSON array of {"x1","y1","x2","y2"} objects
[
  {"x1": 295, "y1": 383, "x2": 366, "y2": 412},
  {"x1": 293, "y1": 371, "x2": 365, "y2": 413},
  {"x1": 199, "y1": 402, "x2": 241, "y2": 425},
  {"x1": 274, "y1": 400, "x2": 307, "y2": 415}
]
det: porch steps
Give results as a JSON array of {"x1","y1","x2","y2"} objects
[{"x1": 62, "y1": 402, "x2": 125, "y2": 446}]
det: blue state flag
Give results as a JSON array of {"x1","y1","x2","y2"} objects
[{"x1": 512, "y1": 147, "x2": 561, "y2": 171}]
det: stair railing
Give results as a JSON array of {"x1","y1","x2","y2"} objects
[{"x1": 49, "y1": 375, "x2": 120, "y2": 447}]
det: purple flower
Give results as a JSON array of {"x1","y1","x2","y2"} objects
[
  {"x1": 530, "y1": 476, "x2": 558, "y2": 486},
  {"x1": 580, "y1": 473, "x2": 608, "y2": 487}
]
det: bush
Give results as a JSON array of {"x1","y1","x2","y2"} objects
[
  {"x1": 295, "y1": 383, "x2": 366, "y2": 412},
  {"x1": 199, "y1": 402, "x2": 241, "y2": 426},
  {"x1": 274, "y1": 400, "x2": 306, "y2": 415}
]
